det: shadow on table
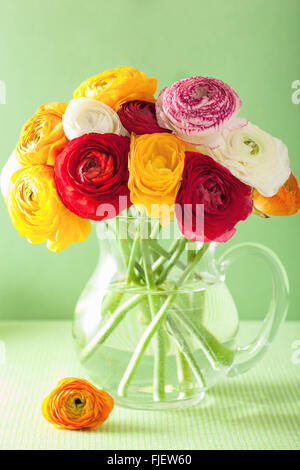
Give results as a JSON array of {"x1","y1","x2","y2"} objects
[
  {"x1": 90, "y1": 377, "x2": 300, "y2": 449},
  {"x1": 209, "y1": 377, "x2": 300, "y2": 409}
]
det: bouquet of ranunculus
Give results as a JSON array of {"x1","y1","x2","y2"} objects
[
  {"x1": 2, "y1": 66, "x2": 299, "y2": 251},
  {"x1": 1, "y1": 67, "x2": 299, "y2": 404}
]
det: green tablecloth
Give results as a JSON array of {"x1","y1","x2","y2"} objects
[{"x1": 0, "y1": 321, "x2": 299, "y2": 450}]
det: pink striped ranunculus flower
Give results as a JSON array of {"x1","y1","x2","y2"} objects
[{"x1": 156, "y1": 76, "x2": 247, "y2": 148}]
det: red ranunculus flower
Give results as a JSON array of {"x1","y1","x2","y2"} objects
[
  {"x1": 54, "y1": 133, "x2": 131, "y2": 220},
  {"x1": 117, "y1": 100, "x2": 170, "y2": 135},
  {"x1": 175, "y1": 152, "x2": 253, "y2": 242}
]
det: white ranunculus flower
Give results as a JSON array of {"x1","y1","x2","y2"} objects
[
  {"x1": 62, "y1": 97, "x2": 129, "y2": 140},
  {"x1": 1, "y1": 151, "x2": 22, "y2": 198},
  {"x1": 203, "y1": 123, "x2": 291, "y2": 197}
]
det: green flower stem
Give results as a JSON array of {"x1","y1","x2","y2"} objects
[
  {"x1": 172, "y1": 306, "x2": 235, "y2": 368},
  {"x1": 101, "y1": 290, "x2": 124, "y2": 316},
  {"x1": 118, "y1": 244, "x2": 210, "y2": 397},
  {"x1": 134, "y1": 261, "x2": 146, "y2": 282},
  {"x1": 118, "y1": 238, "x2": 131, "y2": 268},
  {"x1": 137, "y1": 219, "x2": 161, "y2": 271},
  {"x1": 150, "y1": 219, "x2": 161, "y2": 239},
  {"x1": 138, "y1": 297, "x2": 152, "y2": 325},
  {"x1": 80, "y1": 293, "x2": 144, "y2": 363},
  {"x1": 156, "y1": 238, "x2": 188, "y2": 285},
  {"x1": 187, "y1": 244, "x2": 197, "y2": 311},
  {"x1": 116, "y1": 216, "x2": 131, "y2": 267},
  {"x1": 187, "y1": 244, "x2": 198, "y2": 274},
  {"x1": 97, "y1": 224, "x2": 145, "y2": 332},
  {"x1": 140, "y1": 217, "x2": 166, "y2": 401},
  {"x1": 152, "y1": 256, "x2": 167, "y2": 274},
  {"x1": 149, "y1": 239, "x2": 203, "y2": 281},
  {"x1": 175, "y1": 348, "x2": 193, "y2": 397},
  {"x1": 118, "y1": 294, "x2": 174, "y2": 397},
  {"x1": 152, "y1": 238, "x2": 182, "y2": 273},
  {"x1": 126, "y1": 229, "x2": 141, "y2": 284},
  {"x1": 153, "y1": 327, "x2": 166, "y2": 401},
  {"x1": 166, "y1": 316, "x2": 205, "y2": 389}
]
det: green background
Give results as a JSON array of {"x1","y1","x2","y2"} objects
[{"x1": 0, "y1": 0, "x2": 299, "y2": 321}]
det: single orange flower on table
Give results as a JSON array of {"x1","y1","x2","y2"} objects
[
  {"x1": 253, "y1": 173, "x2": 300, "y2": 216},
  {"x1": 41, "y1": 378, "x2": 114, "y2": 430}
]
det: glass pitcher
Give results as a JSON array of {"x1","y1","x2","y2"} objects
[{"x1": 73, "y1": 215, "x2": 289, "y2": 411}]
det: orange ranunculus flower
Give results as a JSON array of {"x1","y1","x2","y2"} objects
[
  {"x1": 74, "y1": 66, "x2": 157, "y2": 112},
  {"x1": 41, "y1": 378, "x2": 114, "y2": 430},
  {"x1": 6, "y1": 165, "x2": 91, "y2": 251},
  {"x1": 253, "y1": 173, "x2": 300, "y2": 216},
  {"x1": 15, "y1": 102, "x2": 68, "y2": 166},
  {"x1": 128, "y1": 133, "x2": 188, "y2": 223}
]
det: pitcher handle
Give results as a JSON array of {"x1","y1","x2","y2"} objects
[{"x1": 217, "y1": 242, "x2": 289, "y2": 377}]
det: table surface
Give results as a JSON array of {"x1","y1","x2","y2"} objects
[{"x1": 0, "y1": 321, "x2": 299, "y2": 450}]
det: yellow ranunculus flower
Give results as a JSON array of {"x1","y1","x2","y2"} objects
[
  {"x1": 128, "y1": 133, "x2": 187, "y2": 223},
  {"x1": 6, "y1": 165, "x2": 91, "y2": 251},
  {"x1": 16, "y1": 102, "x2": 68, "y2": 167},
  {"x1": 74, "y1": 66, "x2": 157, "y2": 112}
]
